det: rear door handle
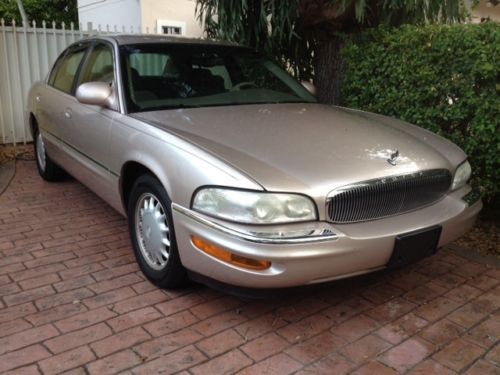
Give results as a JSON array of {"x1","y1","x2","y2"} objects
[
  {"x1": 64, "y1": 109, "x2": 72, "y2": 119},
  {"x1": 35, "y1": 95, "x2": 41, "y2": 102}
]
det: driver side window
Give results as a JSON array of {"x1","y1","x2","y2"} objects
[{"x1": 78, "y1": 43, "x2": 115, "y2": 85}]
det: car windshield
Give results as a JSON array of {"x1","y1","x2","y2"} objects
[{"x1": 120, "y1": 43, "x2": 316, "y2": 112}]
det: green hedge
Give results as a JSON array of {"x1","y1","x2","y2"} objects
[{"x1": 342, "y1": 22, "x2": 499, "y2": 206}]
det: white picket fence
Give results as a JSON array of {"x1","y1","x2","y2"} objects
[{"x1": 0, "y1": 20, "x2": 145, "y2": 145}]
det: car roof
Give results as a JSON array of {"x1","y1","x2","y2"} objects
[{"x1": 100, "y1": 34, "x2": 241, "y2": 47}]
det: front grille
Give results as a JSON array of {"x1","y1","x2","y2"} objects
[{"x1": 326, "y1": 169, "x2": 452, "y2": 223}]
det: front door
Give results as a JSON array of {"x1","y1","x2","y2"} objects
[
  {"x1": 64, "y1": 41, "x2": 120, "y2": 204},
  {"x1": 37, "y1": 42, "x2": 88, "y2": 153},
  {"x1": 69, "y1": 41, "x2": 118, "y2": 173}
]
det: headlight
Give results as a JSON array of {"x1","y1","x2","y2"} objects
[
  {"x1": 192, "y1": 188, "x2": 317, "y2": 224},
  {"x1": 452, "y1": 160, "x2": 471, "y2": 191}
]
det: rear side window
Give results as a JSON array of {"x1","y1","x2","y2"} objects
[{"x1": 50, "y1": 46, "x2": 87, "y2": 94}]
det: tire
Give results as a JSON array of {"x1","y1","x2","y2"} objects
[
  {"x1": 128, "y1": 174, "x2": 186, "y2": 288},
  {"x1": 33, "y1": 127, "x2": 66, "y2": 182}
]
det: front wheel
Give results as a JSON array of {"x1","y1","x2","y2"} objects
[
  {"x1": 128, "y1": 174, "x2": 186, "y2": 288},
  {"x1": 33, "y1": 128, "x2": 66, "y2": 181}
]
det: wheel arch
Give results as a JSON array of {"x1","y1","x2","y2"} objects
[
  {"x1": 29, "y1": 113, "x2": 38, "y2": 138},
  {"x1": 120, "y1": 161, "x2": 167, "y2": 213}
]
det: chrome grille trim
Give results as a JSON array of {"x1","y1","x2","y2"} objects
[{"x1": 326, "y1": 169, "x2": 452, "y2": 223}]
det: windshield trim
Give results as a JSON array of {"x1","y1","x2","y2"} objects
[{"x1": 136, "y1": 100, "x2": 314, "y2": 113}]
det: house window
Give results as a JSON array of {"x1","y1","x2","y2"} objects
[
  {"x1": 162, "y1": 26, "x2": 182, "y2": 35},
  {"x1": 156, "y1": 20, "x2": 186, "y2": 36}
]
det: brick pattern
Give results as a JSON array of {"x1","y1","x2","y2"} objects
[{"x1": 0, "y1": 161, "x2": 498, "y2": 374}]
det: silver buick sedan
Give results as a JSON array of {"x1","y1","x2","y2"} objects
[{"x1": 27, "y1": 35, "x2": 481, "y2": 292}]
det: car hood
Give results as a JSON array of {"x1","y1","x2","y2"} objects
[{"x1": 132, "y1": 103, "x2": 465, "y2": 195}]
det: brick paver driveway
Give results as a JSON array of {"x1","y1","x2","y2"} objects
[{"x1": 0, "y1": 161, "x2": 499, "y2": 374}]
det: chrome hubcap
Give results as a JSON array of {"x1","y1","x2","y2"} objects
[
  {"x1": 135, "y1": 193, "x2": 170, "y2": 271},
  {"x1": 36, "y1": 133, "x2": 46, "y2": 172}
]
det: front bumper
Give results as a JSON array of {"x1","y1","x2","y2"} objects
[{"x1": 172, "y1": 188, "x2": 481, "y2": 289}]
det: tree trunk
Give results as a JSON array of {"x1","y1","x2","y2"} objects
[
  {"x1": 314, "y1": 35, "x2": 345, "y2": 105},
  {"x1": 248, "y1": 0, "x2": 266, "y2": 50}
]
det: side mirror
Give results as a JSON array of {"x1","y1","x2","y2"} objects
[
  {"x1": 76, "y1": 82, "x2": 116, "y2": 109},
  {"x1": 301, "y1": 81, "x2": 317, "y2": 96}
]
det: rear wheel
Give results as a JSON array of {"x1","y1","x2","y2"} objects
[
  {"x1": 33, "y1": 127, "x2": 66, "y2": 181},
  {"x1": 128, "y1": 174, "x2": 186, "y2": 288}
]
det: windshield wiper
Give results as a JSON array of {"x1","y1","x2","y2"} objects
[
  {"x1": 138, "y1": 103, "x2": 201, "y2": 112},
  {"x1": 201, "y1": 100, "x2": 311, "y2": 108}
]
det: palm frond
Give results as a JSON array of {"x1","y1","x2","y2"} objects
[{"x1": 195, "y1": 0, "x2": 463, "y2": 80}]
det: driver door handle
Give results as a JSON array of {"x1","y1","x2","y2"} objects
[{"x1": 64, "y1": 108, "x2": 72, "y2": 119}]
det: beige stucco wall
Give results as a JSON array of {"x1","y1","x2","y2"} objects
[
  {"x1": 470, "y1": 1, "x2": 500, "y2": 23},
  {"x1": 140, "y1": 0, "x2": 204, "y2": 37}
]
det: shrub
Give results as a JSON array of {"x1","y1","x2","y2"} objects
[{"x1": 342, "y1": 22, "x2": 499, "y2": 206}]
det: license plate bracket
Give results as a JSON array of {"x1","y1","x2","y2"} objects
[{"x1": 387, "y1": 225, "x2": 442, "y2": 269}]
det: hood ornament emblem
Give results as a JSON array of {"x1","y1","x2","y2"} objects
[{"x1": 387, "y1": 150, "x2": 399, "y2": 166}]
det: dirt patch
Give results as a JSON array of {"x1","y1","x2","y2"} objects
[
  {"x1": 455, "y1": 210, "x2": 500, "y2": 259},
  {"x1": 0, "y1": 143, "x2": 34, "y2": 165}
]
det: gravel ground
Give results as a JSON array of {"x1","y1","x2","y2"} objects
[{"x1": 1, "y1": 143, "x2": 498, "y2": 257}]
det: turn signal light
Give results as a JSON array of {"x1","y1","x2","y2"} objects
[{"x1": 191, "y1": 236, "x2": 271, "y2": 270}]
